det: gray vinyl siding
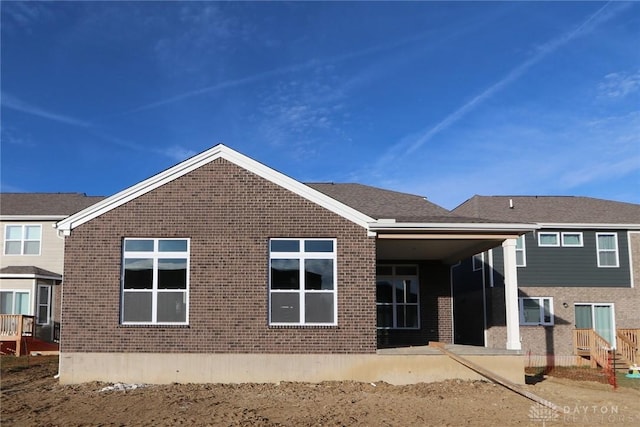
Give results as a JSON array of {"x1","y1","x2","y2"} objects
[{"x1": 492, "y1": 230, "x2": 631, "y2": 287}]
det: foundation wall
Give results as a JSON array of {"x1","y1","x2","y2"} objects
[{"x1": 59, "y1": 352, "x2": 524, "y2": 385}]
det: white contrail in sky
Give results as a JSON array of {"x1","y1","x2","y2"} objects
[{"x1": 403, "y1": 1, "x2": 623, "y2": 156}]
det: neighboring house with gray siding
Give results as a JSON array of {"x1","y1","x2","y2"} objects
[
  {"x1": 452, "y1": 195, "x2": 640, "y2": 367},
  {"x1": 1, "y1": 193, "x2": 104, "y2": 345},
  {"x1": 54, "y1": 145, "x2": 534, "y2": 385}
]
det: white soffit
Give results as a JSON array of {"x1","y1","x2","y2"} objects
[{"x1": 56, "y1": 144, "x2": 374, "y2": 234}]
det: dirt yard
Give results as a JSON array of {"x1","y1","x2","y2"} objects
[{"x1": 2, "y1": 356, "x2": 640, "y2": 426}]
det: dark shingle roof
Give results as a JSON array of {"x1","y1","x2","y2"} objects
[
  {"x1": 306, "y1": 183, "x2": 460, "y2": 222},
  {"x1": 453, "y1": 196, "x2": 640, "y2": 224},
  {"x1": 0, "y1": 193, "x2": 105, "y2": 216}
]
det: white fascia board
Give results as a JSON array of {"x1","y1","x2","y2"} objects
[
  {"x1": 537, "y1": 223, "x2": 640, "y2": 230},
  {"x1": 0, "y1": 273, "x2": 62, "y2": 281},
  {"x1": 56, "y1": 144, "x2": 374, "y2": 233},
  {"x1": 1, "y1": 215, "x2": 67, "y2": 221},
  {"x1": 368, "y1": 221, "x2": 538, "y2": 234}
]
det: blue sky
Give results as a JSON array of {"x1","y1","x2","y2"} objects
[{"x1": 1, "y1": 1, "x2": 639, "y2": 209}]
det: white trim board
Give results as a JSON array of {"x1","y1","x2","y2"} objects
[{"x1": 56, "y1": 144, "x2": 375, "y2": 234}]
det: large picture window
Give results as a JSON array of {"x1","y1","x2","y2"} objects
[
  {"x1": 121, "y1": 238, "x2": 189, "y2": 325},
  {"x1": 4, "y1": 225, "x2": 41, "y2": 255},
  {"x1": 376, "y1": 265, "x2": 419, "y2": 329},
  {"x1": 0, "y1": 290, "x2": 30, "y2": 315},
  {"x1": 269, "y1": 238, "x2": 337, "y2": 326}
]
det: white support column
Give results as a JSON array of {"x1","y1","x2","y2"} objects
[{"x1": 502, "y1": 238, "x2": 522, "y2": 351}]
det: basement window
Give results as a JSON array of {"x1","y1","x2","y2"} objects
[{"x1": 519, "y1": 297, "x2": 553, "y2": 326}]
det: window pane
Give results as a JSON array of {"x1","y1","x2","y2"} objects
[
  {"x1": 376, "y1": 305, "x2": 393, "y2": 328},
  {"x1": 376, "y1": 266, "x2": 392, "y2": 276},
  {"x1": 0, "y1": 292, "x2": 13, "y2": 314},
  {"x1": 25, "y1": 226, "x2": 41, "y2": 240},
  {"x1": 395, "y1": 280, "x2": 407, "y2": 303},
  {"x1": 539, "y1": 234, "x2": 558, "y2": 245},
  {"x1": 38, "y1": 305, "x2": 48, "y2": 323},
  {"x1": 271, "y1": 259, "x2": 300, "y2": 290},
  {"x1": 522, "y1": 299, "x2": 541, "y2": 323},
  {"x1": 598, "y1": 235, "x2": 616, "y2": 250},
  {"x1": 24, "y1": 241, "x2": 40, "y2": 254},
  {"x1": 124, "y1": 258, "x2": 153, "y2": 289},
  {"x1": 376, "y1": 280, "x2": 393, "y2": 303},
  {"x1": 159, "y1": 240, "x2": 187, "y2": 252},
  {"x1": 270, "y1": 240, "x2": 299, "y2": 252},
  {"x1": 5, "y1": 241, "x2": 21, "y2": 254},
  {"x1": 305, "y1": 293, "x2": 334, "y2": 323},
  {"x1": 122, "y1": 292, "x2": 152, "y2": 322},
  {"x1": 398, "y1": 305, "x2": 418, "y2": 328},
  {"x1": 39, "y1": 287, "x2": 50, "y2": 304},
  {"x1": 158, "y1": 258, "x2": 187, "y2": 289},
  {"x1": 543, "y1": 299, "x2": 552, "y2": 323},
  {"x1": 304, "y1": 259, "x2": 333, "y2": 290},
  {"x1": 16, "y1": 293, "x2": 29, "y2": 315},
  {"x1": 124, "y1": 240, "x2": 154, "y2": 252},
  {"x1": 396, "y1": 266, "x2": 417, "y2": 276},
  {"x1": 516, "y1": 236, "x2": 524, "y2": 249},
  {"x1": 599, "y1": 252, "x2": 616, "y2": 266},
  {"x1": 157, "y1": 292, "x2": 186, "y2": 322},
  {"x1": 6, "y1": 226, "x2": 22, "y2": 240},
  {"x1": 304, "y1": 240, "x2": 333, "y2": 252},
  {"x1": 575, "y1": 305, "x2": 593, "y2": 329},
  {"x1": 516, "y1": 251, "x2": 525, "y2": 266},
  {"x1": 271, "y1": 293, "x2": 299, "y2": 323},
  {"x1": 406, "y1": 280, "x2": 418, "y2": 303},
  {"x1": 563, "y1": 234, "x2": 581, "y2": 246}
]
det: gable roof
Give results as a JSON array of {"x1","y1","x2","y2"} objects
[
  {"x1": 0, "y1": 193, "x2": 105, "y2": 218},
  {"x1": 56, "y1": 144, "x2": 376, "y2": 234},
  {"x1": 453, "y1": 195, "x2": 640, "y2": 227}
]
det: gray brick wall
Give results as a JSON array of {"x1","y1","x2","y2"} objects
[{"x1": 61, "y1": 158, "x2": 377, "y2": 354}]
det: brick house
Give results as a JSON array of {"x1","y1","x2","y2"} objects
[
  {"x1": 1, "y1": 193, "x2": 103, "y2": 352},
  {"x1": 55, "y1": 145, "x2": 533, "y2": 384},
  {"x1": 452, "y1": 196, "x2": 640, "y2": 368}
]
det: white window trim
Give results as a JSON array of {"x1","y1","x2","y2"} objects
[
  {"x1": 376, "y1": 264, "x2": 420, "y2": 330},
  {"x1": 561, "y1": 232, "x2": 583, "y2": 247},
  {"x1": 596, "y1": 232, "x2": 619, "y2": 268},
  {"x1": 537, "y1": 232, "x2": 560, "y2": 247},
  {"x1": 0, "y1": 289, "x2": 32, "y2": 315},
  {"x1": 519, "y1": 297, "x2": 554, "y2": 326},
  {"x1": 121, "y1": 238, "x2": 190, "y2": 325},
  {"x1": 36, "y1": 285, "x2": 51, "y2": 325},
  {"x1": 516, "y1": 235, "x2": 526, "y2": 267},
  {"x1": 472, "y1": 253, "x2": 484, "y2": 271},
  {"x1": 3, "y1": 224, "x2": 42, "y2": 256},
  {"x1": 269, "y1": 238, "x2": 338, "y2": 326}
]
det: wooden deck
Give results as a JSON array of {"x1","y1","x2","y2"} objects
[{"x1": 0, "y1": 314, "x2": 35, "y2": 356}]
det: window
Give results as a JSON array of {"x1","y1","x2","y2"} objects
[
  {"x1": 269, "y1": 238, "x2": 337, "y2": 326},
  {"x1": 4, "y1": 225, "x2": 41, "y2": 255},
  {"x1": 376, "y1": 265, "x2": 419, "y2": 329},
  {"x1": 561, "y1": 232, "x2": 583, "y2": 247},
  {"x1": 515, "y1": 235, "x2": 526, "y2": 267},
  {"x1": 472, "y1": 253, "x2": 484, "y2": 271},
  {"x1": 37, "y1": 285, "x2": 51, "y2": 325},
  {"x1": 519, "y1": 297, "x2": 553, "y2": 326},
  {"x1": 0, "y1": 290, "x2": 30, "y2": 315},
  {"x1": 121, "y1": 238, "x2": 189, "y2": 325},
  {"x1": 537, "y1": 232, "x2": 559, "y2": 247},
  {"x1": 596, "y1": 233, "x2": 619, "y2": 267}
]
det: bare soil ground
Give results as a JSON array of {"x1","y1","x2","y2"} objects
[{"x1": 2, "y1": 356, "x2": 640, "y2": 426}]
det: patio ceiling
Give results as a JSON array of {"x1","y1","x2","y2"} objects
[{"x1": 376, "y1": 235, "x2": 512, "y2": 264}]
